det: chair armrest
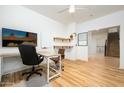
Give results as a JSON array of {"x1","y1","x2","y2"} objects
[
  {"x1": 37, "y1": 53, "x2": 44, "y2": 62},
  {"x1": 38, "y1": 53, "x2": 42, "y2": 57}
]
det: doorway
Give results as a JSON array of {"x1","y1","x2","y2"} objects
[{"x1": 88, "y1": 26, "x2": 120, "y2": 63}]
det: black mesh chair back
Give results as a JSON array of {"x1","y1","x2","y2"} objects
[
  {"x1": 18, "y1": 45, "x2": 40, "y2": 65},
  {"x1": 18, "y1": 44, "x2": 44, "y2": 81}
]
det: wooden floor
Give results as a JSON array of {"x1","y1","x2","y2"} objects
[{"x1": 50, "y1": 56, "x2": 124, "y2": 87}]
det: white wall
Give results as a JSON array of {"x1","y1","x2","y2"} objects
[
  {"x1": 64, "y1": 22, "x2": 88, "y2": 61},
  {"x1": 64, "y1": 23, "x2": 77, "y2": 60},
  {"x1": 0, "y1": 5, "x2": 66, "y2": 73},
  {"x1": 0, "y1": 6, "x2": 66, "y2": 49},
  {"x1": 77, "y1": 10, "x2": 124, "y2": 69},
  {"x1": 65, "y1": 22, "x2": 76, "y2": 36}
]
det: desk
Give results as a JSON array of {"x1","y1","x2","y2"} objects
[
  {"x1": 38, "y1": 50, "x2": 61, "y2": 83},
  {"x1": 0, "y1": 49, "x2": 61, "y2": 83}
]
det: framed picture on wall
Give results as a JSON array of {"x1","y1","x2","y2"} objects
[{"x1": 78, "y1": 32, "x2": 88, "y2": 46}]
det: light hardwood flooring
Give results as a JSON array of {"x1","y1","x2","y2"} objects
[
  {"x1": 50, "y1": 56, "x2": 124, "y2": 87},
  {"x1": 1, "y1": 56, "x2": 124, "y2": 87}
]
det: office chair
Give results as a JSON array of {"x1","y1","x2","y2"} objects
[
  {"x1": 18, "y1": 45, "x2": 44, "y2": 81},
  {"x1": 58, "y1": 48, "x2": 65, "y2": 59}
]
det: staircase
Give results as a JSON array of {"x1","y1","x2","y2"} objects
[{"x1": 105, "y1": 32, "x2": 120, "y2": 57}]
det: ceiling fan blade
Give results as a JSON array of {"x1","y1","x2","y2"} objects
[
  {"x1": 57, "y1": 8, "x2": 68, "y2": 13},
  {"x1": 76, "y1": 7, "x2": 88, "y2": 10},
  {"x1": 57, "y1": 6, "x2": 88, "y2": 14}
]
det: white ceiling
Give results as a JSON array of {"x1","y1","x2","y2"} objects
[{"x1": 24, "y1": 5, "x2": 124, "y2": 24}]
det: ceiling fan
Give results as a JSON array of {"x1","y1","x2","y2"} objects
[{"x1": 58, "y1": 5, "x2": 88, "y2": 13}]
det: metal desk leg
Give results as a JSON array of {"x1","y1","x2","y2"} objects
[
  {"x1": 0, "y1": 57, "x2": 3, "y2": 82},
  {"x1": 59, "y1": 55, "x2": 61, "y2": 74},
  {"x1": 47, "y1": 57, "x2": 50, "y2": 83}
]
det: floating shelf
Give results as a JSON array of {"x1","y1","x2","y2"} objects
[
  {"x1": 53, "y1": 37, "x2": 72, "y2": 41},
  {"x1": 53, "y1": 45, "x2": 73, "y2": 48},
  {"x1": 53, "y1": 36, "x2": 73, "y2": 49}
]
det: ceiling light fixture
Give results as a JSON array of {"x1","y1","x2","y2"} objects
[{"x1": 69, "y1": 5, "x2": 75, "y2": 13}]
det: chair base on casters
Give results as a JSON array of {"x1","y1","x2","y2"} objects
[{"x1": 22, "y1": 66, "x2": 42, "y2": 81}]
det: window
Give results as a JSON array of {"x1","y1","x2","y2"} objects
[{"x1": 78, "y1": 32, "x2": 88, "y2": 46}]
